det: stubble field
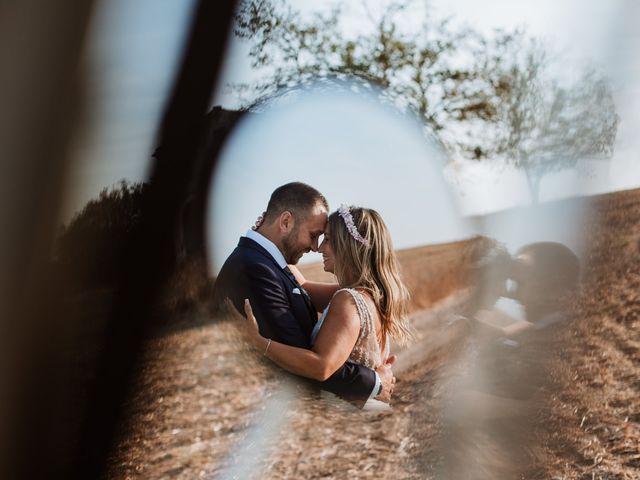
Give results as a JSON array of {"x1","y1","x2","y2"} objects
[{"x1": 108, "y1": 189, "x2": 640, "y2": 479}]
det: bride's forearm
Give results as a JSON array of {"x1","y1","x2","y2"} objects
[
  {"x1": 300, "y1": 281, "x2": 340, "y2": 311},
  {"x1": 255, "y1": 336, "x2": 338, "y2": 381},
  {"x1": 287, "y1": 265, "x2": 338, "y2": 311}
]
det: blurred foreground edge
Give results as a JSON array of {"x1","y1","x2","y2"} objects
[{"x1": 0, "y1": 0, "x2": 237, "y2": 478}]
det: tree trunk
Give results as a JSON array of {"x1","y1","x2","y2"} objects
[{"x1": 525, "y1": 169, "x2": 542, "y2": 204}]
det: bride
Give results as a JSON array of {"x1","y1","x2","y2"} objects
[{"x1": 238, "y1": 205, "x2": 412, "y2": 407}]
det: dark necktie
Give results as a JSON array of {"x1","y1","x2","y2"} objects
[{"x1": 283, "y1": 266, "x2": 317, "y2": 320}]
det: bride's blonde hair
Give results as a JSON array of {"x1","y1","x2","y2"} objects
[{"x1": 328, "y1": 207, "x2": 412, "y2": 345}]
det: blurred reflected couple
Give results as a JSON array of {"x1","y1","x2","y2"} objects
[{"x1": 214, "y1": 182, "x2": 411, "y2": 409}]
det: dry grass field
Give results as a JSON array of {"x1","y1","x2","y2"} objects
[
  {"x1": 108, "y1": 189, "x2": 640, "y2": 479},
  {"x1": 300, "y1": 236, "x2": 490, "y2": 313},
  {"x1": 535, "y1": 189, "x2": 640, "y2": 479}
]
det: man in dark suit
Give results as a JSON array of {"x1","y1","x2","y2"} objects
[{"x1": 214, "y1": 182, "x2": 394, "y2": 404}]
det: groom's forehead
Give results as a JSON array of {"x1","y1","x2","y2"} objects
[
  {"x1": 311, "y1": 202, "x2": 328, "y2": 218},
  {"x1": 305, "y1": 204, "x2": 328, "y2": 228}
]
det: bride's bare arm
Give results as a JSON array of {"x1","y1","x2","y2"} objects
[
  {"x1": 240, "y1": 294, "x2": 360, "y2": 381},
  {"x1": 287, "y1": 264, "x2": 339, "y2": 311}
]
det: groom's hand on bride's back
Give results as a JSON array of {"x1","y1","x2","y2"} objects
[{"x1": 375, "y1": 355, "x2": 397, "y2": 404}]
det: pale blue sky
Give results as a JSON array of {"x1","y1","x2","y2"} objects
[
  {"x1": 207, "y1": 90, "x2": 474, "y2": 271},
  {"x1": 62, "y1": 0, "x2": 195, "y2": 218},
  {"x1": 64, "y1": 0, "x2": 640, "y2": 272}
]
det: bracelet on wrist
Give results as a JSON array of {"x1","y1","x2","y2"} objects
[{"x1": 263, "y1": 338, "x2": 272, "y2": 356}]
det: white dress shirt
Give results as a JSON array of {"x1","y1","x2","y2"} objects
[{"x1": 245, "y1": 229, "x2": 287, "y2": 268}]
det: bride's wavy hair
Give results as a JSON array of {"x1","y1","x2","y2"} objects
[{"x1": 328, "y1": 207, "x2": 412, "y2": 345}]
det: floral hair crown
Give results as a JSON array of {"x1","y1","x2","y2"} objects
[{"x1": 337, "y1": 205, "x2": 369, "y2": 247}]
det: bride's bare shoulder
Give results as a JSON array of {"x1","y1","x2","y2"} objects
[{"x1": 326, "y1": 289, "x2": 359, "y2": 316}]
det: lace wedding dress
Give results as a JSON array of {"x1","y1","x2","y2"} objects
[{"x1": 312, "y1": 288, "x2": 391, "y2": 411}]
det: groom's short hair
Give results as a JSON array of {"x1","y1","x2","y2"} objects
[{"x1": 264, "y1": 182, "x2": 328, "y2": 223}]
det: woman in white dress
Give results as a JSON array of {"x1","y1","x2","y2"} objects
[{"x1": 239, "y1": 205, "x2": 412, "y2": 406}]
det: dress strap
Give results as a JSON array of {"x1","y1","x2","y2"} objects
[
  {"x1": 335, "y1": 288, "x2": 369, "y2": 327},
  {"x1": 336, "y1": 288, "x2": 382, "y2": 369},
  {"x1": 337, "y1": 288, "x2": 377, "y2": 345}
]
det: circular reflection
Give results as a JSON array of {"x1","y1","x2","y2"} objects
[{"x1": 207, "y1": 87, "x2": 474, "y2": 274}]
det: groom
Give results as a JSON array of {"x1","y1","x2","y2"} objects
[{"x1": 214, "y1": 182, "x2": 395, "y2": 404}]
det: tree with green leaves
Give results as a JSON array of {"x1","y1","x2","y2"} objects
[
  {"x1": 234, "y1": 0, "x2": 618, "y2": 202},
  {"x1": 488, "y1": 47, "x2": 618, "y2": 202}
]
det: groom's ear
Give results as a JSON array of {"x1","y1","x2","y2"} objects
[{"x1": 278, "y1": 210, "x2": 295, "y2": 233}]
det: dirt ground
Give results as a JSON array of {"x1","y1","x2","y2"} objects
[
  {"x1": 108, "y1": 301, "x2": 470, "y2": 479},
  {"x1": 535, "y1": 190, "x2": 640, "y2": 480},
  {"x1": 108, "y1": 189, "x2": 640, "y2": 479}
]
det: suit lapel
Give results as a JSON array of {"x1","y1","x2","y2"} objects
[
  {"x1": 238, "y1": 237, "x2": 297, "y2": 289},
  {"x1": 239, "y1": 236, "x2": 317, "y2": 322}
]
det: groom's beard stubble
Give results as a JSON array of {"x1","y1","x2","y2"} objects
[{"x1": 282, "y1": 229, "x2": 304, "y2": 265}]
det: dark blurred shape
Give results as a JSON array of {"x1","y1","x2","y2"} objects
[
  {"x1": 53, "y1": 107, "x2": 243, "y2": 316},
  {"x1": 508, "y1": 242, "x2": 580, "y2": 323},
  {"x1": 162, "y1": 106, "x2": 243, "y2": 314},
  {"x1": 444, "y1": 241, "x2": 581, "y2": 478},
  {"x1": 472, "y1": 241, "x2": 580, "y2": 336},
  {"x1": 71, "y1": 1, "x2": 237, "y2": 478},
  {"x1": 0, "y1": 0, "x2": 237, "y2": 478},
  {"x1": 53, "y1": 107, "x2": 243, "y2": 315},
  {"x1": 55, "y1": 181, "x2": 149, "y2": 288},
  {"x1": 0, "y1": 0, "x2": 96, "y2": 478}
]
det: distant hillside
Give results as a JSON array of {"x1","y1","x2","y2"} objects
[
  {"x1": 299, "y1": 236, "x2": 493, "y2": 312},
  {"x1": 299, "y1": 188, "x2": 640, "y2": 313}
]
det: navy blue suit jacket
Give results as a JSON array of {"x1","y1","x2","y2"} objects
[{"x1": 213, "y1": 236, "x2": 377, "y2": 401}]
